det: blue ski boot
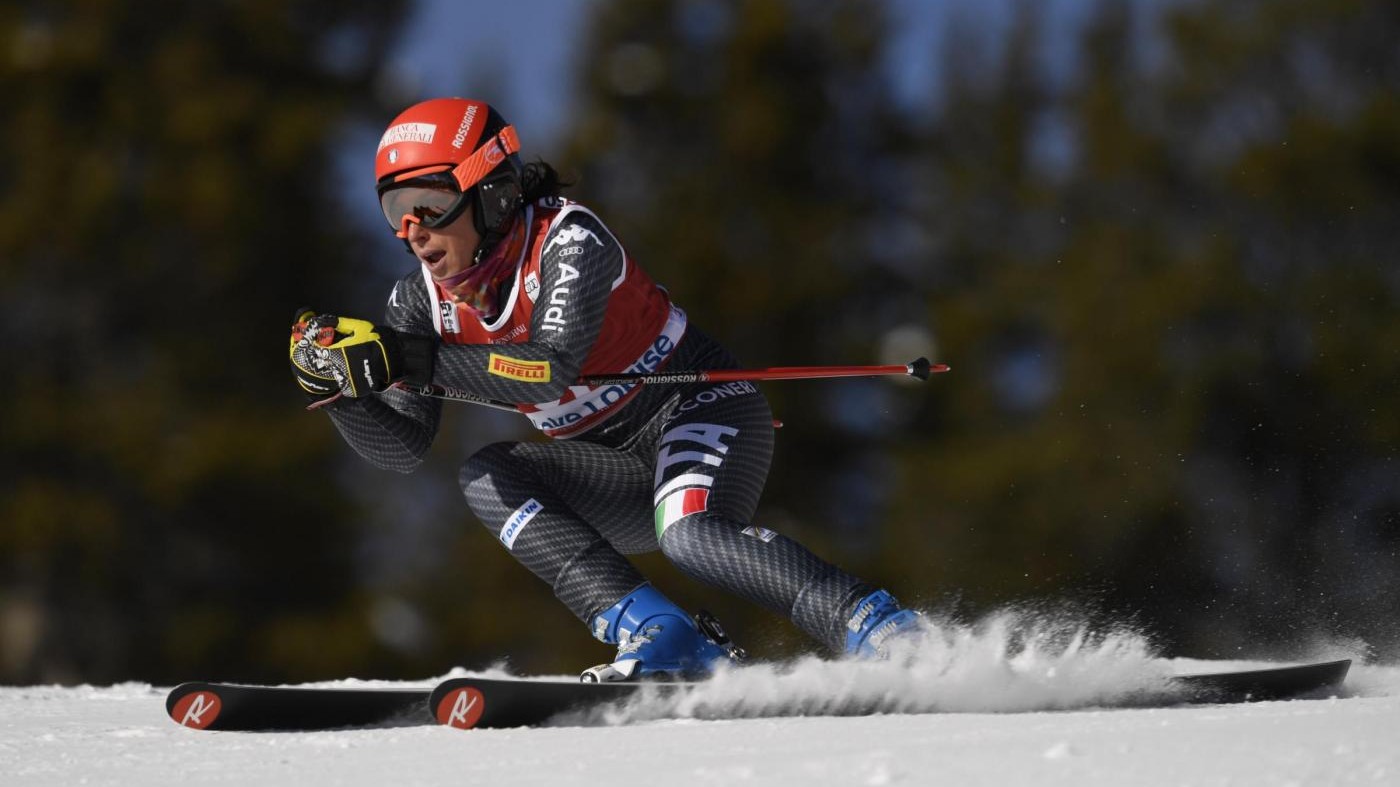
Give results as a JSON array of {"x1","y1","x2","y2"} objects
[
  {"x1": 581, "y1": 584, "x2": 742, "y2": 682},
  {"x1": 845, "y1": 589, "x2": 923, "y2": 658}
]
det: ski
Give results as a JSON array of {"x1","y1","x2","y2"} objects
[
  {"x1": 165, "y1": 682, "x2": 432, "y2": 731},
  {"x1": 428, "y1": 659, "x2": 1352, "y2": 730},
  {"x1": 429, "y1": 676, "x2": 675, "y2": 730},
  {"x1": 165, "y1": 658, "x2": 1350, "y2": 732},
  {"x1": 1168, "y1": 658, "x2": 1351, "y2": 704}
]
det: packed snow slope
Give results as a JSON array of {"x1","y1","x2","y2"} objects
[{"x1": 5, "y1": 611, "x2": 1398, "y2": 786}]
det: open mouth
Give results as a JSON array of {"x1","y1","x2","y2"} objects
[{"x1": 421, "y1": 249, "x2": 447, "y2": 269}]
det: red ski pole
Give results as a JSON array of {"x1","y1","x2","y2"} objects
[
  {"x1": 399, "y1": 358, "x2": 948, "y2": 413},
  {"x1": 577, "y1": 357, "x2": 948, "y2": 387}
]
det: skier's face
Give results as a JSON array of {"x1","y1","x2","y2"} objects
[{"x1": 404, "y1": 202, "x2": 482, "y2": 282}]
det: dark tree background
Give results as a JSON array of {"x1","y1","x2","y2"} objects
[
  {"x1": 1, "y1": 0, "x2": 410, "y2": 683},
  {"x1": 3, "y1": 0, "x2": 1396, "y2": 685}
]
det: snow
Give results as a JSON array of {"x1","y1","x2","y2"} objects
[{"x1": 5, "y1": 614, "x2": 1399, "y2": 786}]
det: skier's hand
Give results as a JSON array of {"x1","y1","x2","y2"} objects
[{"x1": 289, "y1": 309, "x2": 402, "y2": 408}]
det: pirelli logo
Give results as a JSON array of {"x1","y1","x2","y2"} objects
[{"x1": 489, "y1": 353, "x2": 551, "y2": 383}]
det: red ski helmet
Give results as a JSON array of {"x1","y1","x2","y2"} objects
[{"x1": 374, "y1": 98, "x2": 523, "y2": 243}]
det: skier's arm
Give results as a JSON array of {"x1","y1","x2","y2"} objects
[
  {"x1": 320, "y1": 387, "x2": 440, "y2": 474},
  {"x1": 320, "y1": 278, "x2": 444, "y2": 473},
  {"x1": 430, "y1": 210, "x2": 620, "y2": 403}
]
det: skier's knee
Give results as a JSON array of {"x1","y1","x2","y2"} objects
[
  {"x1": 458, "y1": 441, "x2": 523, "y2": 497},
  {"x1": 656, "y1": 512, "x2": 710, "y2": 569}
]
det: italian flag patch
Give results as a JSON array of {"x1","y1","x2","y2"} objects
[{"x1": 655, "y1": 487, "x2": 710, "y2": 538}]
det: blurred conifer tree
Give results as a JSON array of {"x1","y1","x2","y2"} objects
[
  {"x1": 897, "y1": 0, "x2": 1399, "y2": 658},
  {"x1": 1, "y1": 0, "x2": 406, "y2": 683}
]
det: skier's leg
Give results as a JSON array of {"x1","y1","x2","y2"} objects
[
  {"x1": 460, "y1": 439, "x2": 736, "y2": 678},
  {"x1": 652, "y1": 383, "x2": 916, "y2": 654},
  {"x1": 458, "y1": 440, "x2": 652, "y2": 625}
]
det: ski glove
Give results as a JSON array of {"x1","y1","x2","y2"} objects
[{"x1": 289, "y1": 310, "x2": 435, "y2": 409}]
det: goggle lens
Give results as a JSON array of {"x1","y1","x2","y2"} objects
[{"x1": 378, "y1": 177, "x2": 468, "y2": 234}]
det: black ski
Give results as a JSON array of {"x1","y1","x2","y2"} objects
[
  {"x1": 428, "y1": 658, "x2": 1352, "y2": 730},
  {"x1": 165, "y1": 658, "x2": 1350, "y2": 732},
  {"x1": 1169, "y1": 658, "x2": 1351, "y2": 703},
  {"x1": 165, "y1": 681, "x2": 432, "y2": 731},
  {"x1": 428, "y1": 676, "x2": 683, "y2": 730}
]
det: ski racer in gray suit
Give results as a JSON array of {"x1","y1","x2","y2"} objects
[{"x1": 288, "y1": 98, "x2": 920, "y2": 680}]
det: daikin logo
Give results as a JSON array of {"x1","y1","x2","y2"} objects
[{"x1": 499, "y1": 498, "x2": 543, "y2": 549}]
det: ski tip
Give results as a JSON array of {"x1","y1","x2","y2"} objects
[
  {"x1": 1173, "y1": 658, "x2": 1352, "y2": 704},
  {"x1": 167, "y1": 683, "x2": 224, "y2": 730}
]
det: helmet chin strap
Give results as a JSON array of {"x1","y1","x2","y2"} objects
[{"x1": 472, "y1": 227, "x2": 504, "y2": 267}]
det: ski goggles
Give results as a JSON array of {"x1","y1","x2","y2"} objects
[
  {"x1": 378, "y1": 171, "x2": 468, "y2": 238},
  {"x1": 377, "y1": 125, "x2": 521, "y2": 239}
]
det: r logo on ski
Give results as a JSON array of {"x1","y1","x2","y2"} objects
[
  {"x1": 175, "y1": 691, "x2": 221, "y2": 729},
  {"x1": 432, "y1": 685, "x2": 487, "y2": 729},
  {"x1": 448, "y1": 689, "x2": 479, "y2": 728}
]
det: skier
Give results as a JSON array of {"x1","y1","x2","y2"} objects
[{"x1": 289, "y1": 97, "x2": 920, "y2": 681}]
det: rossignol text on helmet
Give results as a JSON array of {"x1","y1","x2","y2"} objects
[{"x1": 374, "y1": 98, "x2": 523, "y2": 243}]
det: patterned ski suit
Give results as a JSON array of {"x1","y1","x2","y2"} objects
[{"x1": 323, "y1": 197, "x2": 873, "y2": 651}]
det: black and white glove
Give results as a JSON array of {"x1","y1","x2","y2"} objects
[{"x1": 289, "y1": 310, "x2": 434, "y2": 408}]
